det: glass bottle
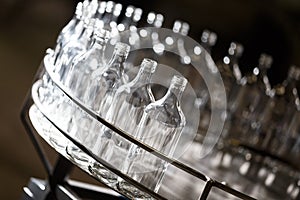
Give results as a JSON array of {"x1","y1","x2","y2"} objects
[
  {"x1": 218, "y1": 42, "x2": 243, "y2": 94},
  {"x1": 53, "y1": 0, "x2": 95, "y2": 67},
  {"x1": 52, "y1": 2, "x2": 84, "y2": 64},
  {"x1": 108, "y1": 3, "x2": 122, "y2": 36},
  {"x1": 275, "y1": 66, "x2": 300, "y2": 159},
  {"x1": 85, "y1": 42, "x2": 130, "y2": 115},
  {"x1": 284, "y1": 106, "x2": 300, "y2": 166},
  {"x1": 228, "y1": 54, "x2": 273, "y2": 145},
  {"x1": 258, "y1": 66, "x2": 300, "y2": 153},
  {"x1": 65, "y1": 27, "x2": 111, "y2": 99},
  {"x1": 89, "y1": 58, "x2": 157, "y2": 181},
  {"x1": 117, "y1": 6, "x2": 135, "y2": 32},
  {"x1": 95, "y1": 58, "x2": 157, "y2": 160},
  {"x1": 95, "y1": 1, "x2": 107, "y2": 20},
  {"x1": 55, "y1": 18, "x2": 96, "y2": 83},
  {"x1": 200, "y1": 29, "x2": 217, "y2": 55},
  {"x1": 101, "y1": 1, "x2": 116, "y2": 26},
  {"x1": 120, "y1": 75, "x2": 187, "y2": 194},
  {"x1": 217, "y1": 42, "x2": 244, "y2": 137}
]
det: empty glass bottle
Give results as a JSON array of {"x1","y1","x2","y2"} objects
[
  {"x1": 95, "y1": 1, "x2": 107, "y2": 20},
  {"x1": 53, "y1": 0, "x2": 97, "y2": 67},
  {"x1": 55, "y1": 18, "x2": 96, "y2": 83},
  {"x1": 227, "y1": 54, "x2": 273, "y2": 144},
  {"x1": 65, "y1": 27, "x2": 111, "y2": 99},
  {"x1": 117, "y1": 6, "x2": 135, "y2": 32},
  {"x1": 260, "y1": 66, "x2": 300, "y2": 154},
  {"x1": 120, "y1": 75, "x2": 187, "y2": 194},
  {"x1": 89, "y1": 58, "x2": 157, "y2": 182},
  {"x1": 275, "y1": 66, "x2": 300, "y2": 159},
  {"x1": 85, "y1": 42, "x2": 130, "y2": 115},
  {"x1": 218, "y1": 42, "x2": 244, "y2": 138},
  {"x1": 52, "y1": 2, "x2": 84, "y2": 64},
  {"x1": 97, "y1": 58, "x2": 157, "y2": 162},
  {"x1": 218, "y1": 42, "x2": 243, "y2": 94},
  {"x1": 200, "y1": 29, "x2": 217, "y2": 55}
]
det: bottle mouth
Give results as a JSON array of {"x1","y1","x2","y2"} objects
[
  {"x1": 228, "y1": 42, "x2": 244, "y2": 57},
  {"x1": 75, "y1": 2, "x2": 83, "y2": 18},
  {"x1": 114, "y1": 42, "x2": 130, "y2": 57},
  {"x1": 94, "y1": 27, "x2": 111, "y2": 41},
  {"x1": 170, "y1": 75, "x2": 188, "y2": 90},
  {"x1": 258, "y1": 53, "x2": 273, "y2": 69},
  {"x1": 140, "y1": 58, "x2": 157, "y2": 73},
  {"x1": 288, "y1": 65, "x2": 300, "y2": 80},
  {"x1": 84, "y1": 18, "x2": 96, "y2": 29}
]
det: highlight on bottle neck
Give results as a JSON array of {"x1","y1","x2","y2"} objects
[
  {"x1": 133, "y1": 8, "x2": 143, "y2": 24},
  {"x1": 228, "y1": 42, "x2": 244, "y2": 58},
  {"x1": 140, "y1": 58, "x2": 158, "y2": 74},
  {"x1": 201, "y1": 29, "x2": 217, "y2": 47},
  {"x1": 258, "y1": 53, "x2": 273, "y2": 70},
  {"x1": 180, "y1": 22, "x2": 190, "y2": 36},
  {"x1": 169, "y1": 75, "x2": 188, "y2": 92},
  {"x1": 113, "y1": 42, "x2": 130, "y2": 59},
  {"x1": 84, "y1": 18, "x2": 96, "y2": 30},
  {"x1": 93, "y1": 25, "x2": 111, "y2": 43},
  {"x1": 287, "y1": 65, "x2": 300, "y2": 81},
  {"x1": 75, "y1": 2, "x2": 83, "y2": 19}
]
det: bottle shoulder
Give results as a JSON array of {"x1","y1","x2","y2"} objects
[{"x1": 145, "y1": 98, "x2": 186, "y2": 127}]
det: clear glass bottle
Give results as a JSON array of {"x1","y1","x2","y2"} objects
[
  {"x1": 101, "y1": 1, "x2": 116, "y2": 26},
  {"x1": 52, "y1": 2, "x2": 84, "y2": 64},
  {"x1": 258, "y1": 66, "x2": 300, "y2": 154},
  {"x1": 96, "y1": 58, "x2": 157, "y2": 161},
  {"x1": 95, "y1": 1, "x2": 107, "y2": 20},
  {"x1": 85, "y1": 42, "x2": 130, "y2": 115},
  {"x1": 200, "y1": 29, "x2": 217, "y2": 55},
  {"x1": 55, "y1": 18, "x2": 96, "y2": 83},
  {"x1": 218, "y1": 42, "x2": 243, "y2": 94},
  {"x1": 53, "y1": 0, "x2": 94, "y2": 67},
  {"x1": 65, "y1": 27, "x2": 111, "y2": 99},
  {"x1": 89, "y1": 58, "x2": 157, "y2": 182},
  {"x1": 227, "y1": 54, "x2": 273, "y2": 144},
  {"x1": 120, "y1": 75, "x2": 187, "y2": 194},
  {"x1": 117, "y1": 6, "x2": 135, "y2": 32},
  {"x1": 284, "y1": 106, "x2": 300, "y2": 166},
  {"x1": 217, "y1": 42, "x2": 244, "y2": 138},
  {"x1": 275, "y1": 66, "x2": 300, "y2": 159}
]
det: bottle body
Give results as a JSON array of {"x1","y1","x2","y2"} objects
[
  {"x1": 92, "y1": 59, "x2": 157, "y2": 164},
  {"x1": 121, "y1": 75, "x2": 187, "y2": 193}
]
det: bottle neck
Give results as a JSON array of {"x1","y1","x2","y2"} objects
[
  {"x1": 163, "y1": 84, "x2": 185, "y2": 105},
  {"x1": 133, "y1": 68, "x2": 154, "y2": 85},
  {"x1": 227, "y1": 55, "x2": 242, "y2": 81},
  {"x1": 285, "y1": 78, "x2": 299, "y2": 99},
  {"x1": 90, "y1": 35, "x2": 106, "y2": 50},
  {"x1": 107, "y1": 54, "x2": 126, "y2": 74}
]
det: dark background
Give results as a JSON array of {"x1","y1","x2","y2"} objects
[{"x1": 1, "y1": 0, "x2": 300, "y2": 199}]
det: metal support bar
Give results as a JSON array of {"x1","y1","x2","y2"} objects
[
  {"x1": 20, "y1": 93, "x2": 53, "y2": 175},
  {"x1": 48, "y1": 155, "x2": 74, "y2": 195},
  {"x1": 199, "y1": 179, "x2": 213, "y2": 200}
]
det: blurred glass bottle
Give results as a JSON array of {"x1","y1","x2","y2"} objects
[
  {"x1": 218, "y1": 42, "x2": 244, "y2": 138},
  {"x1": 227, "y1": 54, "x2": 272, "y2": 144},
  {"x1": 53, "y1": 0, "x2": 97, "y2": 66},
  {"x1": 276, "y1": 66, "x2": 300, "y2": 163},
  {"x1": 65, "y1": 26, "x2": 111, "y2": 99},
  {"x1": 94, "y1": 1, "x2": 107, "y2": 20},
  {"x1": 200, "y1": 29, "x2": 217, "y2": 55},
  {"x1": 85, "y1": 42, "x2": 130, "y2": 114},
  {"x1": 120, "y1": 75, "x2": 187, "y2": 194},
  {"x1": 260, "y1": 66, "x2": 300, "y2": 154},
  {"x1": 55, "y1": 18, "x2": 96, "y2": 83},
  {"x1": 52, "y1": 2, "x2": 84, "y2": 64}
]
